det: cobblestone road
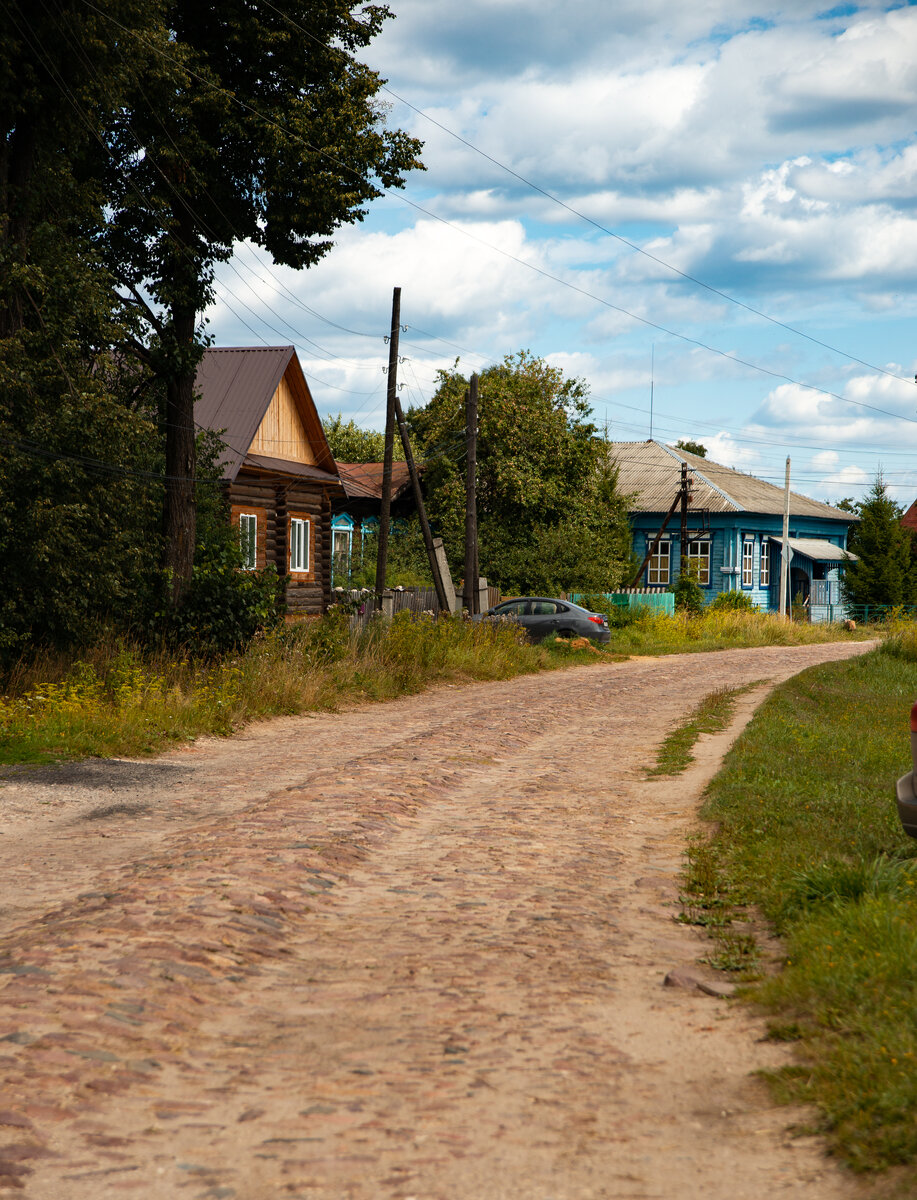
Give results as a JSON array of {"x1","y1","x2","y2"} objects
[{"x1": 0, "y1": 643, "x2": 877, "y2": 1198}]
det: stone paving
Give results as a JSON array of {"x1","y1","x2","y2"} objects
[{"x1": 0, "y1": 643, "x2": 877, "y2": 1198}]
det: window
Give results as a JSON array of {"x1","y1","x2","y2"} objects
[
  {"x1": 648, "y1": 541, "x2": 670, "y2": 586},
  {"x1": 239, "y1": 513, "x2": 258, "y2": 571},
  {"x1": 495, "y1": 600, "x2": 529, "y2": 616},
  {"x1": 331, "y1": 526, "x2": 351, "y2": 583},
  {"x1": 531, "y1": 601, "x2": 561, "y2": 615},
  {"x1": 742, "y1": 539, "x2": 754, "y2": 588},
  {"x1": 760, "y1": 542, "x2": 770, "y2": 588},
  {"x1": 290, "y1": 517, "x2": 310, "y2": 572},
  {"x1": 686, "y1": 540, "x2": 710, "y2": 586}
]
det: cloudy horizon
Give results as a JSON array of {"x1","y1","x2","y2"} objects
[{"x1": 207, "y1": 0, "x2": 917, "y2": 507}]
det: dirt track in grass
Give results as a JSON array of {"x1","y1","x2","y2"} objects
[{"x1": 0, "y1": 641, "x2": 880, "y2": 1198}]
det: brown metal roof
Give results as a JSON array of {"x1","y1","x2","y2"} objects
[
  {"x1": 610, "y1": 440, "x2": 856, "y2": 522},
  {"x1": 194, "y1": 346, "x2": 337, "y2": 482},
  {"x1": 241, "y1": 454, "x2": 341, "y2": 485},
  {"x1": 336, "y1": 461, "x2": 414, "y2": 502}
]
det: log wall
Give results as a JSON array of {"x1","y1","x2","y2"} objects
[{"x1": 229, "y1": 468, "x2": 333, "y2": 615}]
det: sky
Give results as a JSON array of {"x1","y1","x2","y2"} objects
[{"x1": 206, "y1": 0, "x2": 917, "y2": 507}]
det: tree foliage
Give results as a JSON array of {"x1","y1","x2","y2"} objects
[
  {"x1": 0, "y1": 0, "x2": 422, "y2": 657},
  {"x1": 408, "y1": 352, "x2": 633, "y2": 595},
  {"x1": 0, "y1": 0, "x2": 167, "y2": 660},
  {"x1": 674, "y1": 439, "x2": 707, "y2": 458},
  {"x1": 322, "y1": 414, "x2": 407, "y2": 463},
  {"x1": 102, "y1": 0, "x2": 423, "y2": 594},
  {"x1": 842, "y1": 476, "x2": 915, "y2": 608}
]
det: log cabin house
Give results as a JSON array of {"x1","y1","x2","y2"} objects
[{"x1": 194, "y1": 346, "x2": 342, "y2": 616}]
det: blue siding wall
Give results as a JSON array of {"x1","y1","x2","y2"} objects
[{"x1": 628, "y1": 512, "x2": 851, "y2": 617}]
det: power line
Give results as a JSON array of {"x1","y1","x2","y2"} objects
[
  {"x1": 76, "y1": 0, "x2": 917, "y2": 432},
  {"x1": 258, "y1": 0, "x2": 911, "y2": 387}
]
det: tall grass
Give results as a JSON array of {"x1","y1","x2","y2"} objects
[
  {"x1": 603, "y1": 606, "x2": 873, "y2": 655},
  {"x1": 0, "y1": 611, "x2": 604, "y2": 765}
]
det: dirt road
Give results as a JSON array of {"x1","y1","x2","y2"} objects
[{"x1": 0, "y1": 642, "x2": 877, "y2": 1198}]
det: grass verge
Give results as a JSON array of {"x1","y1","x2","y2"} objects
[
  {"x1": 602, "y1": 606, "x2": 874, "y2": 656},
  {"x1": 0, "y1": 610, "x2": 622, "y2": 766},
  {"x1": 646, "y1": 683, "x2": 761, "y2": 777},
  {"x1": 681, "y1": 645, "x2": 917, "y2": 1179}
]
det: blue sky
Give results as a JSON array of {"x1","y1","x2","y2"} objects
[{"x1": 207, "y1": 0, "x2": 917, "y2": 506}]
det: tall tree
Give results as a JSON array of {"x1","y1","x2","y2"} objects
[
  {"x1": 409, "y1": 352, "x2": 633, "y2": 595},
  {"x1": 842, "y1": 475, "x2": 915, "y2": 608},
  {"x1": 0, "y1": 0, "x2": 165, "y2": 658},
  {"x1": 101, "y1": 1, "x2": 424, "y2": 599}
]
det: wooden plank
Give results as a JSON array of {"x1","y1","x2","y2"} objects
[{"x1": 249, "y1": 374, "x2": 317, "y2": 465}]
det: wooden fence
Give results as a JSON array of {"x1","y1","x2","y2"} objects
[{"x1": 332, "y1": 585, "x2": 501, "y2": 628}]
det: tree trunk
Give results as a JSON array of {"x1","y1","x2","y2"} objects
[{"x1": 161, "y1": 303, "x2": 197, "y2": 602}]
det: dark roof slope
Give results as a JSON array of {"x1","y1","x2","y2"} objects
[{"x1": 194, "y1": 346, "x2": 337, "y2": 481}]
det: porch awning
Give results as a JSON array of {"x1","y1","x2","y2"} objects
[{"x1": 768, "y1": 536, "x2": 857, "y2": 562}]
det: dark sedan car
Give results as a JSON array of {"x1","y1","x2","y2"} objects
[{"x1": 476, "y1": 596, "x2": 610, "y2": 643}]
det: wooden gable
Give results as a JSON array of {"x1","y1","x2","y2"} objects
[
  {"x1": 249, "y1": 358, "x2": 329, "y2": 467},
  {"x1": 250, "y1": 371, "x2": 316, "y2": 465}
]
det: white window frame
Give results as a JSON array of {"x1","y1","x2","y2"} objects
[
  {"x1": 239, "y1": 513, "x2": 258, "y2": 571},
  {"x1": 742, "y1": 539, "x2": 755, "y2": 588},
  {"x1": 686, "y1": 540, "x2": 710, "y2": 586},
  {"x1": 331, "y1": 525, "x2": 351, "y2": 585},
  {"x1": 648, "y1": 540, "x2": 670, "y2": 586},
  {"x1": 760, "y1": 541, "x2": 770, "y2": 588},
  {"x1": 332, "y1": 525, "x2": 352, "y2": 562},
  {"x1": 290, "y1": 517, "x2": 310, "y2": 573}
]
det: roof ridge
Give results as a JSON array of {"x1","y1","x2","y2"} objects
[{"x1": 656, "y1": 438, "x2": 745, "y2": 513}]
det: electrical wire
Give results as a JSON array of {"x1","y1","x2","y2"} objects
[
  {"x1": 75, "y1": 0, "x2": 917, "y2": 432},
  {"x1": 257, "y1": 0, "x2": 912, "y2": 386}
]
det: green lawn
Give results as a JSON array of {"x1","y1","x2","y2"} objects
[{"x1": 683, "y1": 645, "x2": 917, "y2": 1186}]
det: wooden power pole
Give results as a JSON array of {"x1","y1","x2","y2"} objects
[
  {"x1": 393, "y1": 394, "x2": 450, "y2": 613},
  {"x1": 779, "y1": 455, "x2": 791, "y2": 618},
  {"x1": 463, "y1": 373, "x2": 479, "y2": 614},
  {"x1": 375, "y1": 286, "x2": 401, "y2": 609}
]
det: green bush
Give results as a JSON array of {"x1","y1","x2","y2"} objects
[
  {"x1": 708, "y1": 589, "x2": 755, "y2": 612},
  {"x1": 672, "y1": 569, "x2": 704, "y2": 615},
  {"x1": 163, "y1": 541, "x2": 284, "y2": 654}
]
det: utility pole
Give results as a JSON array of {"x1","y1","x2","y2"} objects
[
  {"x1": 463, "y1": 373, "x2": 479, "y2": 614},
  {"x1": 631, "y1": 463, "x2": 691, "y2": 588},
  {"x1": 374, "y1": 286, "x2": 400, "y2": 609},
  {"x1": 649, "y1": 343, "x2": 655, "y2": 440},
  {"x1": 779, "y1": 455, "x2": 791, "y2": 618},
  {"x1": 393, "y1": 394, "x2": 450, "y2": 613},
  {"x1": 679, "y1": 460, "x2": 689, "y2": 577}
]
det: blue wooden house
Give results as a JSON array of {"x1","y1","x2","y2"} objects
[{"x1": 610, "y1": 441, "x2": 857, "y2": 621}]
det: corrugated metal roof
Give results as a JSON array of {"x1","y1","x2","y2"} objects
[
  {"x1": 768, "y1": 536, "x2": 857, "y2": 562},
  {"x1": 194, "y1": 346, "x2": 338, "y2": 486},
  {"x1": 610, "y1": 440, "x2": 855, "y2": 522},
  {"x1": 336, "y1": 461, "x2": 414, "y2": 502},
  {"x1": 242, "y1": 453, "x2": 341, "y2": 485}
]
